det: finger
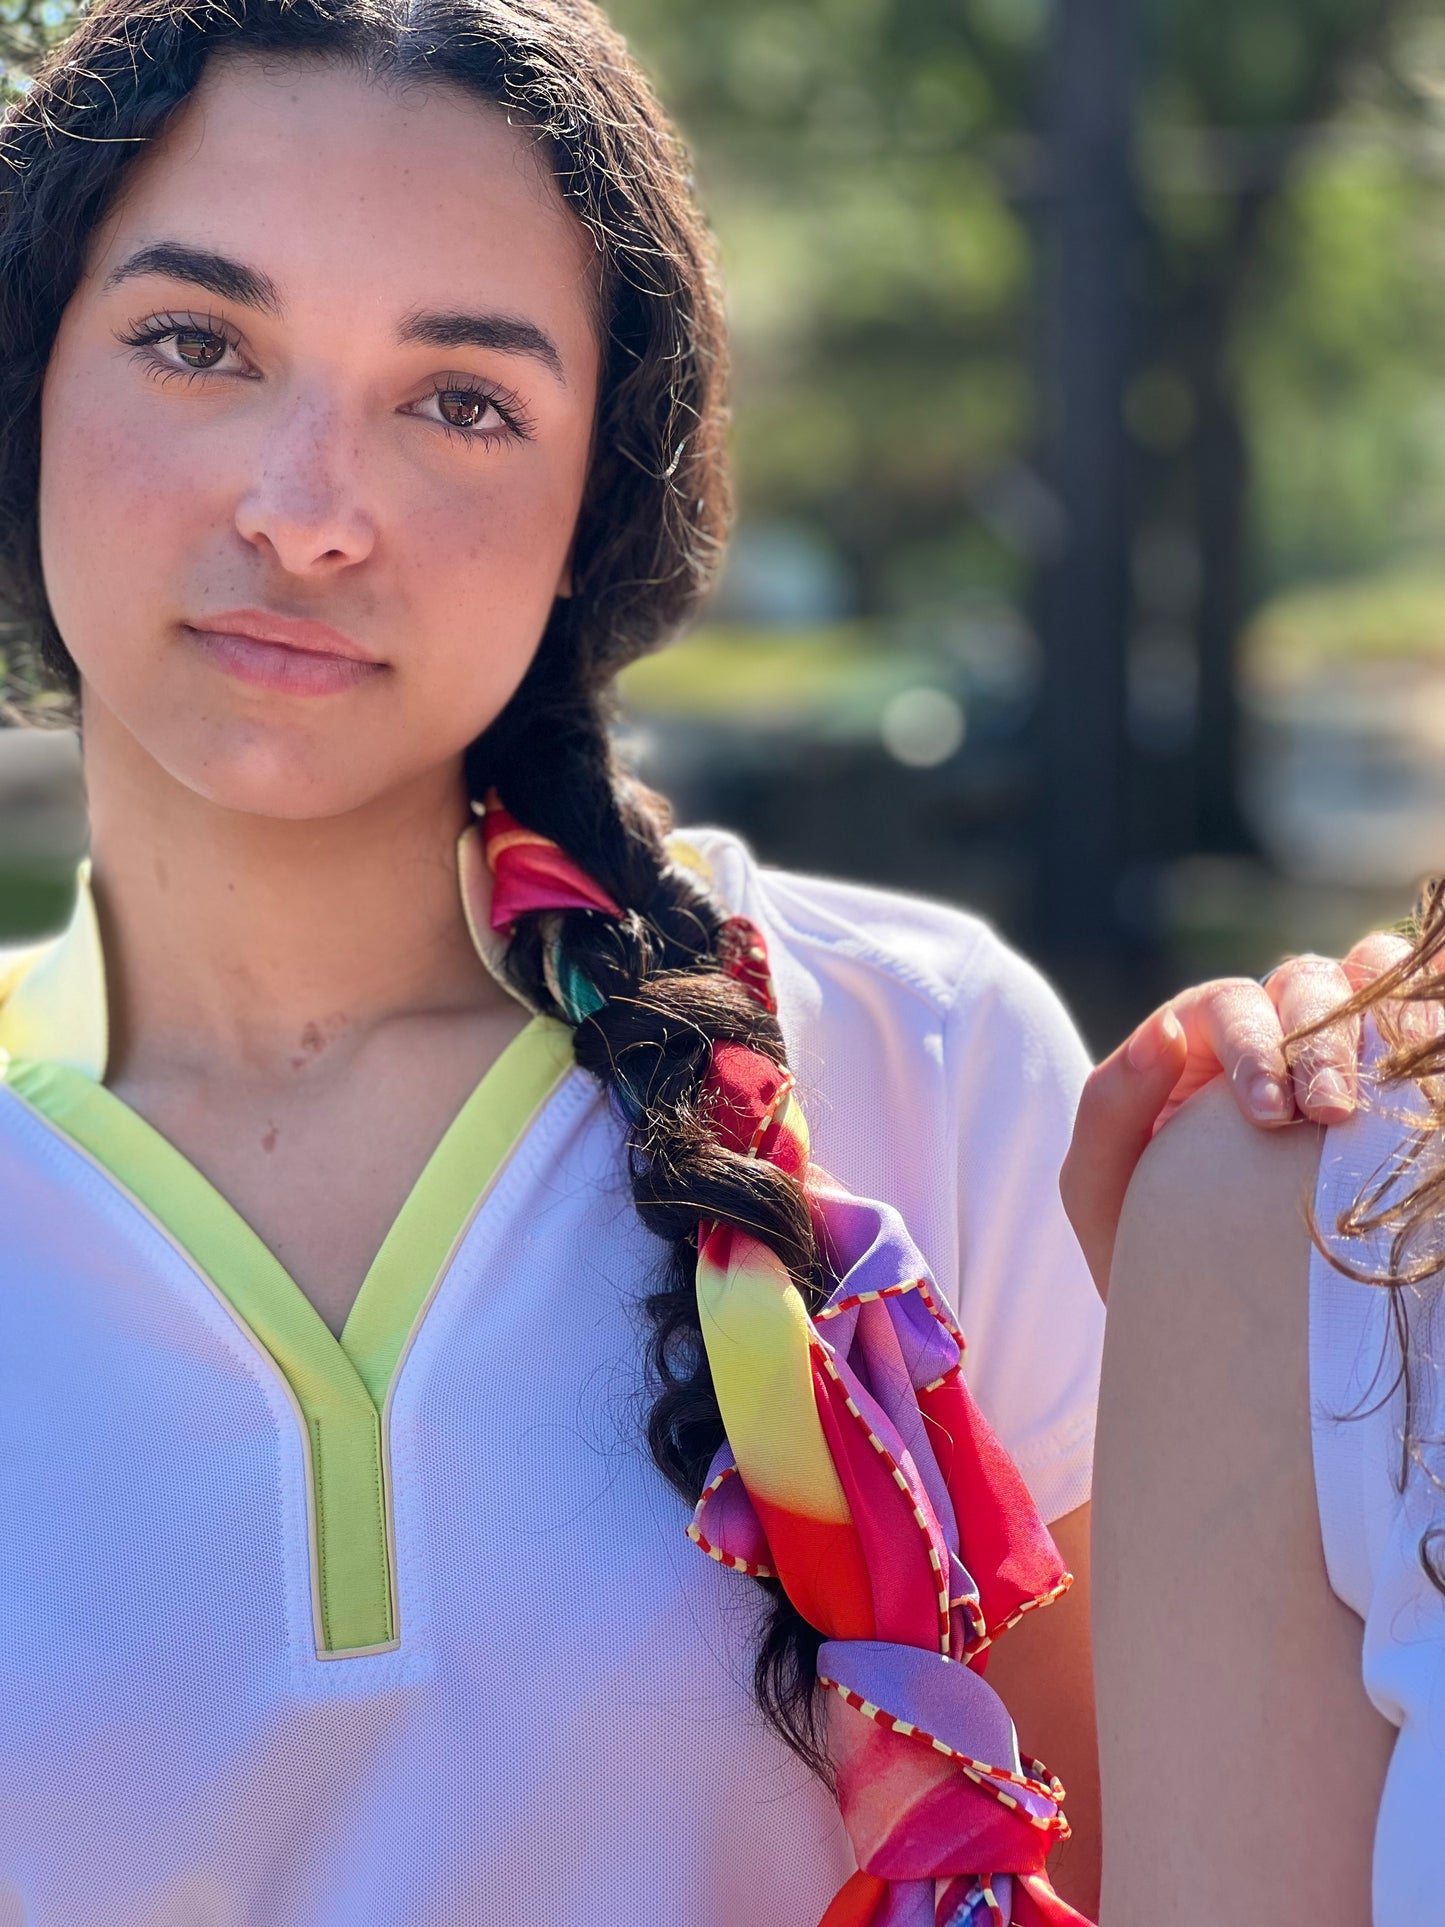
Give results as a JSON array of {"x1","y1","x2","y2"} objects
[
  {"x1": 1169, "y1": 976, "x2": 1295, "y2": 1128},
  {"x1": 1264, "y1": 954, "x2": 1358, "y2": 1122},
  {"x1": 1341, "y1": 929, "x2": 1444, "y2": 1043},
  {"x1": 1059, "y1": 1006, "x2": 1188, "y2": 1302},
  {"x1": 1341, "y1": 930, "x2": 1412, "y2": 993},
  {"x1": 1397, "y1": 991, "x2": 1445, "y2": 1046}
]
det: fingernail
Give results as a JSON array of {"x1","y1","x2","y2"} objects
[
  {"x1": 1307, "y1": 1069, "x2": 1355, "y2": 1115},
  {"x1": 1247, "y1": 1073, "x2": 1293, "y2": 1122}
]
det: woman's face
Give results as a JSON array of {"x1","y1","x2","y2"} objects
[{"x1": 39, "y1": 55, "x2": 602, "y2": 820}]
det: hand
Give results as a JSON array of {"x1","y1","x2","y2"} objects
[{"x1": 1060, "y1": 932, "x2": 1415, "y2": 1300}]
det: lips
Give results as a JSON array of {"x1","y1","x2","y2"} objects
[
  {"x1": 192, "y1": 608, "x2": 382, "y2": 664},
  {"x1": 184, "y1": 609, "x2": 387, "y2": 698}
]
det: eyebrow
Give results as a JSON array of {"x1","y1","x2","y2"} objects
[
  {"x1": 102, "y1": 242, "x2": 281, "y2": 314},
  {"x1": 102, "y1": 241, "x2": 568, "y2": 385},
  {"x1": 397, "y1": 310, "x2": 567, "y2": 386}
]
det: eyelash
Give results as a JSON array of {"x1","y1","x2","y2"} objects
[{"x1": 113, "y1": 311, "x2": 537, "y2": 446}]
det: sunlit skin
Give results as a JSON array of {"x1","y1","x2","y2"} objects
[{"x1": 36, "y1": 56, "x2": 601, "y2": 1337}]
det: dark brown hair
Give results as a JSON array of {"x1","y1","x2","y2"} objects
[{"x1": 0, "y1": 0, "x2": 830, "y2": 1767}]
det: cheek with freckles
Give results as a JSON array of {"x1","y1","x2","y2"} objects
[
  {"x1": 391, "y1": 462, "x2": 580, "y2": 735},
  {"x1": 40, "y1": 365, "x2": 229, "y2": 690}
]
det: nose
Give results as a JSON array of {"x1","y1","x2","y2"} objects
[{"x1": 234, "y1": 390, "x2": 377, "y2": 575}]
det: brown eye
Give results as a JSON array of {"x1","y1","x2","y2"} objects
[
  {"x1": 173, "y1": 328, "x2": 227, "y2": 370},
  {"x1": 437, "y1": 390, "x2": 490, "y2": 430}
]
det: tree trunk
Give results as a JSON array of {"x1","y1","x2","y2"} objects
[
  {"x1": 1191, "y1": 292, "x2": 1255, "y2": 853},
  {"x1": 1033, "y1": 0, "x2": 1137, "y2": 952}
]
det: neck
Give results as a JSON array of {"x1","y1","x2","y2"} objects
[{"x1": 83, "y1": 708, "x2": 509, "y2": 1088}]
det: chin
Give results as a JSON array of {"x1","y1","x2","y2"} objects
[{"x1": 154, "y1": 720, "x2": 394, "y2": 822}]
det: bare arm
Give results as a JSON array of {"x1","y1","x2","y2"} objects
[
  {"x1": 986, "y1": 1501, "x2": 1099, "y2": 1917},
  {"x1": 1093, "y1": 1080, "x2": 1394, "y2": 1924}
]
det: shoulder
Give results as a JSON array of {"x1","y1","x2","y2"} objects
[
  {"x1": 1113, "y1": 1079, "x2": 1321, "y2": 1373},
  {"x1": 1104, "y1": 1083, "x2": 1324, "y2": 1573},
  {"x1": 676, "y1": 826, "x2": 1089, "y2": 1086},
  {"x1": 679, "y1": 823, "x2": 1028, "y2": 1007},
  {"x1": 1101, "y1": 1080, "x2": 1323, "y2": 1587}
]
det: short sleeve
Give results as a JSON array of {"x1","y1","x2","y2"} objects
[
  {"x1": 941, "y1": 931, "x2": 1105, "y2": 1524},
  {"x1": 678, "y1": 827, "x2": 1106, "y2": 1527},
  {"x1": 1309, "y1": 1036, "x2": 1433, "y2": 1625}
]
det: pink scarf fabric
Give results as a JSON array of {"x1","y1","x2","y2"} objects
[{"x1": 481, "y1": 795, "x2": 1093, "y2": 1927}]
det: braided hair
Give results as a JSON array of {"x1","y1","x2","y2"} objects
[
  {"x1": 467, "y1": 634, "x2": 833, "y2": 1769},
  {"x1": 1, "y1": 0, "x2": 831, "y2": 1766}
]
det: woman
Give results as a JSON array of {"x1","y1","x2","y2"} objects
[
  {"x1": 0, "y1": 0, "x2": 1369, "y2": 1920},
  {"x1": 1094, "y1": 925, "x2": 1445, "y2": 1920}
]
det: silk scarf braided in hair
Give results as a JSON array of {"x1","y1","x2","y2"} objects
[{"x1": 480, "y1": 793, "x2": 1092, "y2": 1927}]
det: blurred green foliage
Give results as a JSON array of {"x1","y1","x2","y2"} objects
[
  {"x1": 608, "y1": 0, "x2": 1445, "y2": 630},
  {"x1": 0, "y1": 0, "x2": 70, "y2": 91},
  {"x1": 1245, "y1": 566, "x2": 1445, "y2": 680},
  {"x1": 610, "y1": 0, "x2": 1044, "y2": 617},
  {"x1": 0, "y1": 869, "x2": 72, "y2": 939},
  {"x1": 622, "y1": 621, "x2": 935, "y2": 728},
  {"x1": 1242, "y1": 143, "x2": 1445, "y2": 590}
]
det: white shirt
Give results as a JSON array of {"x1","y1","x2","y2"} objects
[
  {"x1": 0, "y1": 828, "x2": 1103, "y2": 1926},
  {"x1": 1313, "y1": 1056, "x2": 1445, "y2": 1926}
]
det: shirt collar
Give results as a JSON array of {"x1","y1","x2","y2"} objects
[{"x1": 0, "y1": 858, "x2": 108, "y2": 1079}]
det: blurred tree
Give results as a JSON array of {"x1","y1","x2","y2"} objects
[
  {"x1": 611, "y1": 0, "x2": 1047, "y2": 619},
  {"x1": 1238, "y1": 23, "x2": 1445, "y2": 595},
  {"x1": 614, "y1": 0, "x2": 1438, "y2": 963},
  {"x1": 1130, "y1": 0, "x2": 1419, "y2": 862},
  {"x1": 1032, "y1": 0, "x2": 1135, "y2": 953},
  {"x1": 0, "y1": 0, "x2": 69, "y2": 92}
]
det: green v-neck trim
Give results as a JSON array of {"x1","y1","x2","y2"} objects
[
  {"x1": 3, "y1": 1016, "x2": 574, "y2": 1656},
  {"x1": 341, "y1": 1017, "x2": 571, "y2": 1410}
]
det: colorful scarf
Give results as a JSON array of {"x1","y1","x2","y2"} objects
[{"x1": 480, "y1": 794, "x2": 1092, "y2": 1927}]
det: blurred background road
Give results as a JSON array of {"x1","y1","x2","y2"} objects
[{"x1": 4, "y1": 0, "x2": 1442, "y2": 1050}]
